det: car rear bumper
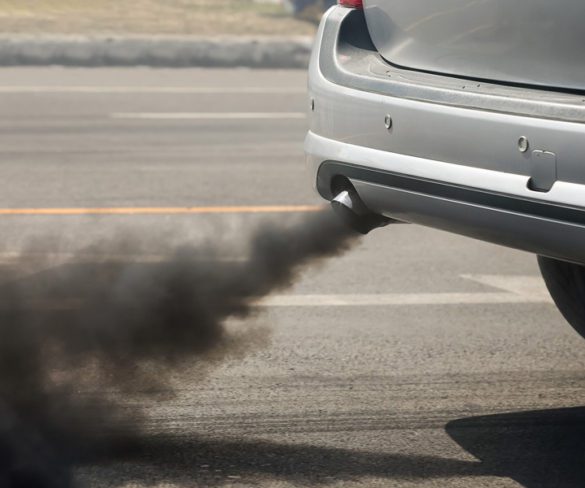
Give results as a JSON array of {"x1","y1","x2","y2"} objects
[{"x1": 305, "y1": 6, "x2": 585, "y2": 264}]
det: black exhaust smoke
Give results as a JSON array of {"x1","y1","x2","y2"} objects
[{"x1": 0, "y1": 209, "x2": 357, "y2": 487}]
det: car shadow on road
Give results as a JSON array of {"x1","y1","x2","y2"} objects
[
  {"x1": 88, "y1": 406, "x2": 585, "y2": 487},
  {"x1": 446, "y1": 406, "x2": 585, "y2": 488},
  {"x1": 89, "y1": 434, "x2": 483, "y2": 487}
]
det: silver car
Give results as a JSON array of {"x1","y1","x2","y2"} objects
[{"x1": 305, "y1": 0, "x2": 585, "y2": 337}]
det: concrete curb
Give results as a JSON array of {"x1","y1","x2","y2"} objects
[{"x1": 0, "y1": 36, "x2": 313, "y2": 68}]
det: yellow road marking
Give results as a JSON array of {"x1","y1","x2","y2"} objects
[{"x1": 0, "y1": 205, "x2": 324, "y2": 216}]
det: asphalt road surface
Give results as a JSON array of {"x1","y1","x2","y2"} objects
[{"x1": 1, "y1": 68, "x2": 585, "y2": 488}]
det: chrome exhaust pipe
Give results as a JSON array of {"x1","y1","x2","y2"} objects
[{"x1": 331, "y1": 188, "x2": 394, "y2": 235}]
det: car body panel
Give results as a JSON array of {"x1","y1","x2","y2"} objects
[
  {"x1": 306, "y1": 7, "x2": 585, "y2": 264},
  {"x1": 364, "y1": 0, "x2": 585, "y2": 92}
]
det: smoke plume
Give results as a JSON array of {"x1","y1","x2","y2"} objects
[{"x1": 0, "y1": 209, "x2": 357, "y2": 487}]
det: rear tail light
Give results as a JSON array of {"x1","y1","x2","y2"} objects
[{"x1": 338, "y1": 0, "x2": 363, "y2": 8}]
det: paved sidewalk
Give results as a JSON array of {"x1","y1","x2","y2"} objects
[
  {"x1": 0, "y1": 0, "x2": 317, "y2": 36},
  {"x1": 0, "y1": 1, "x2": 323, "y2": 67}
]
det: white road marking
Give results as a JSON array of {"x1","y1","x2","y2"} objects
[
  {"x1": 258, "y1": 275, "x2": 554, "y2": 307},
  {"x1": 0, "y1": 86, "x2": 304, "y2": 94},
  {"x1": 0, "y1": 289, "x2": 551, "y2": 311},
  {"x1": 462, "y1": 274, "x2": 553, "y2": 303},
  {"x1": 0, "y1": 269, "x2": 552, "y2": 309},
  {"x1": 257, "y1": 292, "x2": 544, "y2": 307},
  {"x1": 111, "y1": 112, "x2": 306, "y2": 120}
]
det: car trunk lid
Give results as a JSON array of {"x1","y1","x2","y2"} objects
[{"x1": 363, "y1": 0, "x2": 585, "y2": 92}]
